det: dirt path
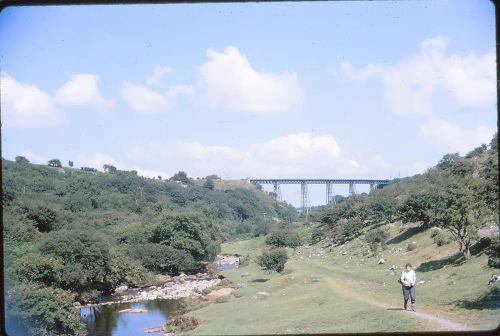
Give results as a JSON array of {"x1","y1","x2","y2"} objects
[{"x1": 323, "y1": 275, "x2": 473, "y2": 331}]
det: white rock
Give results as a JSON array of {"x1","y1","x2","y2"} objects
[{"x1": 378, "y1": 258, "x2": 385, "y2": 264}]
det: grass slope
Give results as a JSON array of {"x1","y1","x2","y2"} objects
[{"x1": 185, "y1": 222, "x2": 499, "y2": 334}]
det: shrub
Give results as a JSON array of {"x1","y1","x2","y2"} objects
[
  {"x1": 485, "y1": 236, "x2": 500, "y2": 268},
  {"x1": 365, "y1": 227, "x2": 390, "y2": 254},
  {"x1": 5, "y1": 284, "x2": 87, "y2": 336},
  {"x1": 257, "y1": 248, "x2": 288, "y2": 273},
  {"x1": 265, "y1": 228, "x2": 302, "y2": 249},
  {"x1": 430, "y1": 227, "x2": 441, "y2": 238},
  {"x1": 166, "y1": 316, "x2": 200, "y2": 333},
  {"x1": 433, "y1": 231, "x2": 449, "y2": 246},
  {"x1": 133, "y1": 243, "x2": 197, "y2": 275},
  {"x1": 406, "y1": 241, "x2": 418, "y2": 251},
  {"x1": 39, "y1": 229, "x2": 111, "y2": 292}
]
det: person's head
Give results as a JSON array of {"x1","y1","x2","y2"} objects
[{"x1": 405, "y1": 263, "x2": 412, "y2": 271}]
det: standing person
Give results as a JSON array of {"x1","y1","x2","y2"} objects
[{"x1": 400, "y1": 263, "x2": 416, "y2": 311}]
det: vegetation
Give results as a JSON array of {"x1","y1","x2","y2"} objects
[
  {"x1": 3, "y1": 159, "x2": 296, "y2": 334},
  {"x1": 257, "y1": 248, "x2": 289, "y2": 273},
  {"x1": 313, "y1": 133, "x2": 498, "y2": 261}
]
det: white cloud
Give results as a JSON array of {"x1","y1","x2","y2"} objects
[
  {"x1": 1, "y1": 73, "x2": 64, "y2": 128},
  {"x1": 121, "y1": 81, "x2": 195, "y2": 113},
  {"x1": 17, "y1": 151, "x2": 48, "y2": 165},
  {"x1": 341, "y1": 36, "x2": 496, "y2": 116},
  {"x1": 121, "y1": 81, "x2": 171, "y2": 113},
  {"x1": 55, "y1": 74, "x2": 114, "y2": 111},
  {"x1": 75, "y1": 152, "x2": 120, "y2": 170},
  {"x1": 198, "y1": 46, "x2": 304, "y2": 114},
  {"x1": 122, "y1": 132, "x2": 392, "y2": 180},
  {"x1": 418, "y1": 118, "x2": 495, "y2": 154},
  {"x1": 146, "y1": 65, "x2": 173, "y2": 86}
]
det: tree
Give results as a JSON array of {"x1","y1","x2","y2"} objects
[
  {"x1": 158, "y1": 175, "x2": 162, "y2": 180},
  {"x1": 436, "y1": 153, "x2": 460, "y2": 170},
  {"x1": 40, "y1": 229, "x2": 111, "y2": 291},
  {"x1": 400, "y1": 191, "x2": 435, "y2": 227},
  {"x1": 205, "y1": 174, "x2": 220, "y2": 180},
  {"x1": 5, "y1": 284, "x2": 87, "y2": 336},
  {"x1": 203, "y1": 178, "x2": 215, "y2": 190},
  {"x1": 47, "y1": 159, "x2": 62, "y2": 167},
  {"x1": 170, "y1": 171, "x2": 190, "y2": 184},
  {"x1": 25, "y1": 205, "x2": 58, "y2": 232},
  {"x1": 15, "y1": 156, "x2": 30, "y2": 164},
  {"x1": 151, "y1": 210, "x2": 220, "y2": 261},
  {"x1": 103, "y1": 164, "x2": 117, "y2": 173},
  {"x1": 133, "y1": 243, "x2": 196, "y2": 275},
  {"x1": 68, "y1": 160, "x2": 74, "y2": 167},
  {"x1": 265, "y1": 228, "x2": 302, "y2": 251},
  {"x1": 257, "y1": 248, "x2": 288, "y2": 273},
  {"x1": 430, "y1": 178, "x2": 487, "y2": 259}
]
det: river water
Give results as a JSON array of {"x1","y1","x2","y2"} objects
[
  {"x1": 82, "y1": 257, "x2": 239, "y2": 335},
  {"x1": 81, "y1": 299, "x2": 181, "y2": 336}
]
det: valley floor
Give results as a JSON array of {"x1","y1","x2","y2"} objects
[{"x1": 185, "y1": 223, "x2": 500, "y2": 335}]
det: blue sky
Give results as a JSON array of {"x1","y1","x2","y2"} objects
[{"x1": 1, "y1": 1, "x2": 496, "y2": 206}]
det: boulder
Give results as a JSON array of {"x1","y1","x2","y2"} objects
[
  {"x1": 115, "y1": 285, "x2": 128, "y2": 294},
  {"x1": 257, "y1": 291, "x2": 270, "y2": 299},
  {"x1": 73, "y1": 302, "x2": 81, "y2": 308},
  {"x1": 378, "y1": 258, "x2": 385, "y2": 264},
  {"x1": 204, "y1": 288, "x2": 235, "y2": 301},
  {"x1": 488, "y1": 274, "x2": 500, "y2": 285}
]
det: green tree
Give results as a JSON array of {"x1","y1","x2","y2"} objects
[
  {"x1": 400, "y1": 191, "x2": 435, "y2": 227},
  {"x1": 40, "y1": 230, "x2": 111, "y2": 291},
  {"x1": 103, "y1": 164, "x2": 117, "y2": 173},
  {"x1": 203, "y1": 178, "x2": 215, "y2": 190},
  {"x1": 6, "y1": 284, "x2": 87, "y2": 336},
  {"x1": 436, "y1": 153, "x2": 460, "y2": 170},
  {"x1": 133, "y1": 243, "x2": 196, "y2": 274},
  {"x1": 25, "y1": 205, "x2": 58, "y2": 232},
  {"x1": 431, "y1": 178, "x2": 487, "y2": 259},
  {"x1": 151, "y1": 210, "x2": 220, "y2": 261},
  {"x1": 170, "y1": 171, "x2": 190, "y2": 184},
  {"x1": 15, "y1": 156, "x2": 30, "y2": 164},
  {"x1": 265, "y1": 228, "x2": 302, "y2": 251},
  {"x1": 68, "y1": 160, "x2": 74, "y2": 168},
  {"x1": 257, "y1": 248, "x2": 288, "y2": 273},
  {"x1": 47, "y1": 159, "x2": 62, "y2": 167}
]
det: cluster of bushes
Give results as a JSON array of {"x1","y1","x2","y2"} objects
[
  {"x1": 313, "y1": 133, "x2": 498, "y2": 264},
  {"x1": 2, "y1": 158, "x2": 297, "y2": 334},
  {"x1": 257, "y1": 248, "x2": 289, "y2": 273}
]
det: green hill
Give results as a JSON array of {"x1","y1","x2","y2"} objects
[{"x1": 2, "y1": 159, "x2": 297, "y2": 335}]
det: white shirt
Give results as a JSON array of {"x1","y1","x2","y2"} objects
[{"x1": 401, "y1": 270, "x2": 416, "y2": 285}]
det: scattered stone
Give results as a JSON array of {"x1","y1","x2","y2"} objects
[
  {"x1": 342, "y1": 252, "x2": 347, "y2": 255},
  {"x1": 257, "y1": 291, "x2": 270, "y2": 298},
  {"x1": 143, "y1": 327, "x2": 162, "y2": 333},
  {"x1": 73, "y1": 302, "x2": 81, "y2": 308},
  {"x1": 129, "y1": 309, "x2": 148, "y2": 314},
  {"x1": 115, "y1": 285, "x2": 128, "y2": 294},
  {"x1": 418, "y1": 281, "x2": 425, "y2": 284},
  {"x1": 389, "y1": 265, "x2": 397, "y2": 270},
  {"x1": 241, "y1": 273, "x2": 250, "y2": 278},
  {"x1": 378, "y1": 258, "x2": 385, "y2": 264},
  {"x1": 488, "y1": 274, "x2": 500, "y2": 285}
]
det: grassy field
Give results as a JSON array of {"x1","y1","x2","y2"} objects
[{"x1": 184, "y1": 222, "x2": 500, "y2": 334}]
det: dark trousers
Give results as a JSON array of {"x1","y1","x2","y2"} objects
[{"x1": 402, "y1": 285, "x2": 416, "y2": 307}]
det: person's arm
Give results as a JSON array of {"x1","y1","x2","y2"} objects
[
  {"x1": 401, "y1": 272, "x2": 408, "y2": 286},
  {"x1": 410, "y1": 271, "x2": 416, "y2": 286}
]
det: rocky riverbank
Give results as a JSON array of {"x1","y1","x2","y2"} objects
[{"x1": 78, "y1": 255, "x2": 240, "y2": 309}]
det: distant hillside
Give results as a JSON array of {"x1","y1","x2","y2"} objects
[{"x1": 2, "y1": 158, "x2": 298, "y2": 335}]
